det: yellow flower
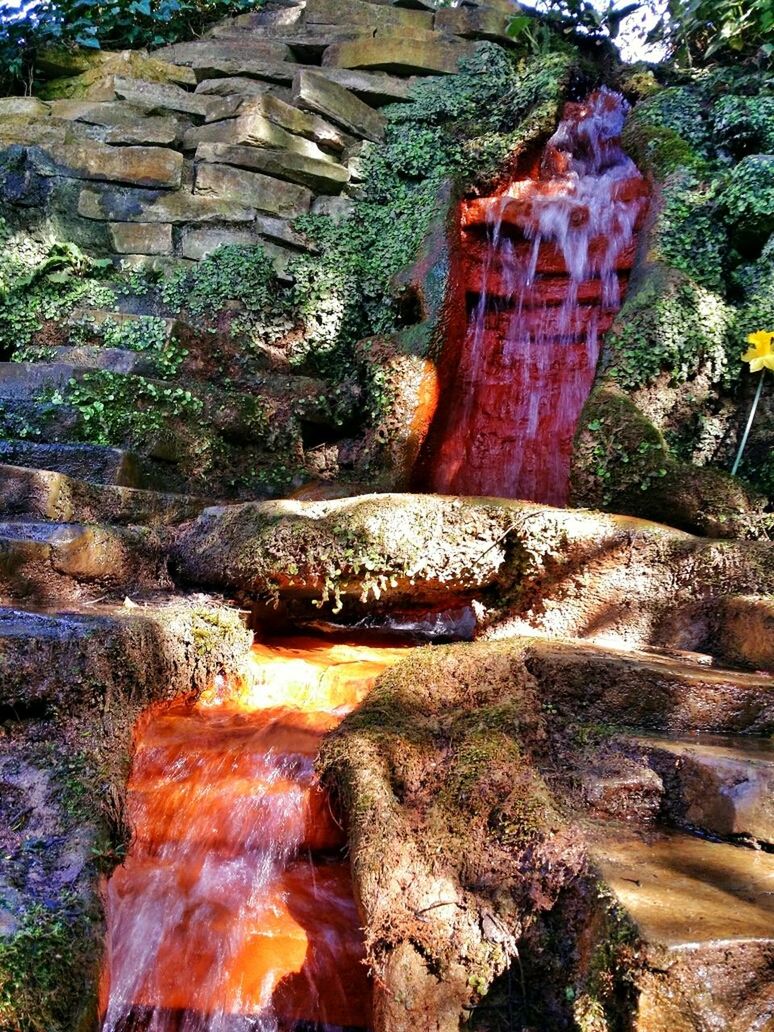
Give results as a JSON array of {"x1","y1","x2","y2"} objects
[{"x1": 742, "y1": 330, "x2": 774, "y2": 373}]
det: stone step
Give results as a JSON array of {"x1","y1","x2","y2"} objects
[
  {"x1": 0, "y1": 464, "x2": 210, "y2": 527},
  {"x1": 0, "y1": 440, "x2": 144, "y2": 487},
  {"x1": 634, "y1": 733, "x2": 774, "y2": 846},
  {"x1": 0, "y1": 520, "x2": 167, "y2": 603},
  {"x1": 531, "y1": 639, "x2": 774, "y2": 735},
  {"x1": 0, "y1": 600, "x2": 251, "y2": 711},
  {"x1": 588, "y1": 824, "x2": 774, "y2": 1032},
  {"x1": 713, "y1": 595, "x2": 774, "y2": 672},
  {"x1": 28, "y1": 345, "x2": 157, "y2": 375},
  {"x1": 0, "y1": 362, "x2": 75, "y2": 402}
]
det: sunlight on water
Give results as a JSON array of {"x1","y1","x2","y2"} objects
[{"x1": 100, "y1": 636, "x2": 409, "y2": 1032}]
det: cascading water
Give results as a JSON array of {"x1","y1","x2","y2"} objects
[
  {"x1": 100, "y1": 637, "x2": 409, "y2": 1032},
  {"x1": 421, "y1": 88, "x2": 649, "y2": 506}
]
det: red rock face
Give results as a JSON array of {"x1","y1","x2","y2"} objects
[{"x1": 419, "y1": 89, "x2": 648, "y2": 506}]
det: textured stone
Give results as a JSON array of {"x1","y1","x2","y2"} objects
[
  {"x1": 314, "y1": 67, "x2": 414, "y2": 104},
  {"x1": 211, "y1": 25, "x2": 369, "y2": 60},
  {"x1": 195, "y1": 76, "x2": 281, "y2": 97},
  {"x1": 0, "y1": 441, "x2": 143, "y2": 487},
  {"x1": 194, "y1": 162, "x2": 312, "y2": 218},
  {"x1": 292, "y1": 69, "x2": 384, "y2": 141},
  {"x1": 108, "y1": 221, "x2": 173, "y2": 254},
  {"x1": 112, "y1": 76, "x2": 222, "y2": 119},
  {"x1": 184, "y1": 113, "x2": 333, "y2": 162},
  {"x1": 716, "y1": 595, "x2": 774, "y2": 671},
  {"x1": 239, "y1": 92, "x2": 347, "y2": 151},
  {"x1": 639, "y1": 735, "x2": 774, "y2": 845},
  {"x1": 322, "y1": 34, "x2": 473, "y2": 75},
  {"x1": 78, "y1": 184, "x2": 255, "y2": 223},
  {"x1": 254, "y1": 213, "x2": 317, "y2": 250},
  {"x1": 0, "y1": 97, "x2": 50, "y2": 118},
  {"x1": 154, "y1": 39, "x2": 292, "y2": 79},
  {"x1": 179, "y1": 226, "x2": 262, "y2": 261},
  {"x1": 0, "y1": 464, "x2": 208, "y2": 526},
  {"x1": 98, "y1": 117, "x2": 182, "y2": 146},
  {"x1": 311, "y1": 194, "x2": 356, "y2": 220},
  {"x1": 39, "y1": 52, "x2": 196, "y2": 101},
  {"x1": 195, "y1": 141, "x2": 349, "y2": 194},
  {"x1": 28, "y1": 142, "x2": 183, "y2": 188},
  {"x1": 304, "y1": 0, "x2": 432, "y2": 31},
  {"x1": 48, "y1": 99, "x2": 151, "y2": 124},
  {"x1": 434, "y1": 4, "x2": 517, "y2": 42}
]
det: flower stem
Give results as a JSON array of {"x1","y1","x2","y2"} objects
[{"x1": 731, "y1": 371, "x2": 766, "y2": 477}]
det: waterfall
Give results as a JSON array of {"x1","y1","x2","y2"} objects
[
  {"x1": 100, "y1": 637, "x2": 408, "y2": 1032},
  {"x1": 424, "y1": 88, "x2": 648, "y2": 505}
]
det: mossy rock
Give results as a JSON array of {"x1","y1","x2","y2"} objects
[{"x1": 572, "y1": 385, "x2": 767, "y2": 538}]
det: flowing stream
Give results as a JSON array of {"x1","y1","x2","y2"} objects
[
  {"x1": 100, "y1": 636, "x2": 409, "y2": 1032},
  {"x1": 423, "y1": 88, "x2": 648, "y2": 505}
]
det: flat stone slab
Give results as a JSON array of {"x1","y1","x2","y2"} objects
[
  {"x1": 0, "y1": 440, "x2": 144, "y2": 487},
  {"x1": 112, "y1": 76, "x2": 228, "y2": 119},
  {"x1": 154, "y1": 39, "x2": 293, "y2": 79},
  {"x1": 303, "y1": 0, "x2": 433, "y2": 31},
  {"x1": 0, "y1": 519, "x2": 166, "y2": 602},
  {"x1": 0, "y1": 463, "x2": 209, "y2": 527},
  {"x1": 0, "y1": 362, "x2": 75, "y2": 402},
  {"x1": 108, "y1": 221, "x2": 174, "y2": 255},
  {"x1": 322, "y1": 34, "x2": 474, "y2": 75},
  {"x1": 195, "y1": 141, "x2": 349, "y2": 194},
  {"x1": 313, "y1": 67, "x2": 414, "y2": 104},
  {"x1": 0, "y1": 599, "x2": 251, "y2": 709},
  {"x1": 293, "y1": 69, "x2": 384, "y2": 141},
  {"x1": 183, "y1": 110, "x2": 335, "y2": 162},
  {"x1": 39, "y1": 345, "x2": 154, "y2": 375},
  {"x1": 29, "y1": 141, "x2": 183, "y2": 189},
  {"x1": 532, "y1": 639, "x2": 774, "y2": 734},
  {"x1": 636, "y1": 734, "x2": 774, "y2": 845},
  {"x1": 590, "y1": 824, "x2": 774, "y2": 946},
  {"x1": 193, "y1": 162, "x2": 312, "y2": 218},
  {"x1": 78, "y1": 184, "x2": 256, "y2": 223}
]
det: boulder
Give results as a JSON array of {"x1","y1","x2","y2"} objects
[
  {"x1": 78, "y1": 184, "x2": 256, "y2": 223},
  {"x1": 195, "y1": 141, "x2": 349, "y2": 194},
  {"x1": 304, "y1": 0, "x2": 433, "y2": 31},
  {"x1": 292, "y1": 69, "x2": 385, "y2": 142},
  {"x1": 193, "y1": 162, "x2": 312, "y2": 218},
  {"x1": 28, "y1": 142, "x2": 183, "y2": 189},
  {"x1": 322, "y1": 34, "x2": 474, "y2": 75},
  {"x1": 108, "y1": 222, "x2": 173, "y2": 254},
  {"x1": 153, "y1": 39, "x2": 292, "y2": 78}
]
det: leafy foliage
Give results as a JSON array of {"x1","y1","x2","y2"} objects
[
  {"x1": 0, "y1": 0, "x2": 263, "y2": 94},
  {"x1": 648, "y1": 0, "x2": 774, "y2": 65}
]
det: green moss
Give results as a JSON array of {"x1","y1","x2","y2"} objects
[
  {"x1": 0, "y1": 900, "x2": 97, "y2": 1032},
  {"x1": 722, "y1": 154, "x2": 774, "y2": 232},
  {"x1": 605, "y1": 267, "x2": 734, "y2": 390},
  {"x1": 652, "y1": 171, "x2": 728, "y2": 292}
]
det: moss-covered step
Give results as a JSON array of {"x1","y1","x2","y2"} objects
[
  {"x1": 587, "y1": 824, "x2": 774, "y2": 1032},
  {"x1": 632, "y1": 733, "x2": 774, "y2": 845},
  {"x1": 0, "y1": 440, "x2": 145, "y2": 487},
  {"x1": 0, "y1": 520, "x2": 168, "y2": 604},
  {"x1": 0, "y1": 599, "x2": 251, "y2": 1032},
  {"x1": 0, "y1": 464, "x2": 210, "y2": 526},
  {"x1": 173, "y1": 494, "x2": 774, "y2": 657}
]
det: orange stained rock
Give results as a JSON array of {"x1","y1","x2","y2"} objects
[{"x1": 101, "y1": 635, "x2": 410, "y2": 1032}]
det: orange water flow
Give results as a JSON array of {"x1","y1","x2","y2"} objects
[
  {"x1": 421, "y1": 88, "x2": 648, "y2": 506},
  {"x1": 101, "y1": 636, "x2": 410, "y2": 1032}
]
